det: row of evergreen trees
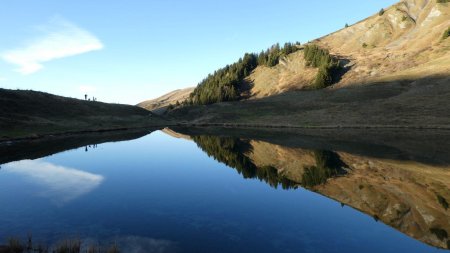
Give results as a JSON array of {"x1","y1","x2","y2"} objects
[
  {"x1": 303, "y1": 44, "x2": 341, "y2": 89},
  {"x1": 257, "y1": 42, "x2": 301, "y2": 67},
  {"x1": 189, "y1": 53, "x2": 257, "y2": 105},
  {"x1": 189, "y1": 42, "x2": 301, "y2": 105}
]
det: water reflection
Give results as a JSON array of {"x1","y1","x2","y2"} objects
[
  {"x1": 3, "y1": 159, "x2": 104, "y2": 205},
  {"x1": 0, "y1": 127, "x2": 449, "y2": 251},
  {"x1": 0, "y1": 129, "x2": 152, "y2": 165},
  {"x1": 183, "y1": 131, "x2": 450, "y2": 250},
  {"x1": 112, "y1": 236, "x2": 178, "y2": 253}
]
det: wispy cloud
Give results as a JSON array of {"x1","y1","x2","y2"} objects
[{"x1": 2, "y1": 17, "x2": 103, "y2": 74}]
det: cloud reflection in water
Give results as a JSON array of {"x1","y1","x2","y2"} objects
[{"x1": 3, "y1": 159, "x2": 104, "y2": 204}]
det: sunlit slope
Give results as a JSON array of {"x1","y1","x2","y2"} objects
[
  {"x1": 137, "y1": 87, "x2": 195, "y2": 114},
  {"x1": 316, "y1": 0, "x2": 450, "y2": 85},
  {"x1": 245, "y1": 0, "x2": 450, "y2": 96},
  {"x1": 145, "y1": 0, "x2": 450, "y2": 125}
]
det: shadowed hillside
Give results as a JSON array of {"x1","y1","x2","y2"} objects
[{"x1": 0, "y1": 89, "x2": 167, "y2": 140}]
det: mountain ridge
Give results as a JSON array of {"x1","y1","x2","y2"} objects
[{"x1": 140, "y1": 0, "x2": 450, "y2": 112}]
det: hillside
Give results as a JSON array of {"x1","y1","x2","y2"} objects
[
  {"x1": 243, "y1": 0, "x2": 450, "y2": 97},
  {"x1": 159, "y1": 0, "x2": 450, "y2": 128},
  {"x1": 0, "y1": 88, "x2": 167, "y2": 141},
  {"x1": 137, "y1": 87, "x2": 194, "y2": 114},
  {"x1": 142, "y1": 0, "x2": 450, "y2": 109}
]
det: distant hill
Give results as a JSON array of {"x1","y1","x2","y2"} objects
[
  {"x1": 137, "y1": 87, "x2": 195, "y2": 114},
  {"x1": 0, "y1": 88, "x2": 166, "y2": 140}
]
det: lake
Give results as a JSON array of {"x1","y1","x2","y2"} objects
[{"x1": 0, "y1": 128, "x2": 449, "y2": 253}]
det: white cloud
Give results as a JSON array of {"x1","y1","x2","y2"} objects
[
  {"x1": 2, "y1": 17, "x2": 103, "y2": 74},
  {"x1": 3, "y1": 159, "x2": 104, "y2": 205}
]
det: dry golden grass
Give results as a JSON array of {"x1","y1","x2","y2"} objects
[{"x1": 137, "y1": 87, "x2": 195, "y2": 113}]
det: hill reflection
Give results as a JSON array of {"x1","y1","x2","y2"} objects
[{"x1": 172, "y1": 128, "x2": 450, "y2": 250}]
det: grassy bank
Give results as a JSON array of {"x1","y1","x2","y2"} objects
[{"x1": 0, "y1": 89, "x2": 170, "y2": 141}]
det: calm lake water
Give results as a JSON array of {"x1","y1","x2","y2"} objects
[{"x1": 0, "y1": 129, "x2": 449, "y2": 253}]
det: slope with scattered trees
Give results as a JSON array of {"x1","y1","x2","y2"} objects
[{"x1": 189, "y1": 42, "x2": 301, "y2": 105}]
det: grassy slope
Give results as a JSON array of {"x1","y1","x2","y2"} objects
[
  {"x1": 245, "y1": 0, "x2": 450, "y2": 95},
  {"x1": 0, "y1": 88, "x2": 168, "y2": 140},
  {"x1": 137, "y1": 87, "x2": 195, "y2": 114},
  {"x1": 167, "y1": 0, "x2": 450, "y2": 128},
  {"x1": 168, "y1": 76, "x2": 450, "y2": 128},
  {"x1": 145, "y1": 0, "x2": 450, "y2": 110}
]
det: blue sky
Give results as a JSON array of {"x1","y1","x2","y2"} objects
[{"x1": 0, "y1": 0, "x2": 398, "y2": 104}]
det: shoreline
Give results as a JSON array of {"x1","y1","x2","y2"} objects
[
  {"x1": 173, "y1": 123, "x2": 450, "y2": 130},
  {"x1": 2, "y1": 123, "x2": 450, "y2": 144},
  {"x1": 0, "y1": 125, "x2": 166, "y2": 145}
]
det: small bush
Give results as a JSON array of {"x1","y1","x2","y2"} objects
[
  {"x1": 362, "y1": 43, "x2": 368, "y2": 48},
  {"x1": 437, "y1": 0, "x2": 450, "y2": 3},
  {"x1": 443, "y1": 27, "x2": 450, "y2": 40},
  {"x1": 379, "y1": 8, "x2": 385, "y2": 16}
]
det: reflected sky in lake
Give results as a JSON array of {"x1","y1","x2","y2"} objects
[
  {"x1": 0, "y1": 130, "x2": 447, "y2": 253},
  {"x1": 2, "y1": 159, "x2": 104, "y2": 205}
]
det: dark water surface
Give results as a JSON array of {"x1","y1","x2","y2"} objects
[{"x1": 0, "y1": 129, "x2": 449, "y2": 253}]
